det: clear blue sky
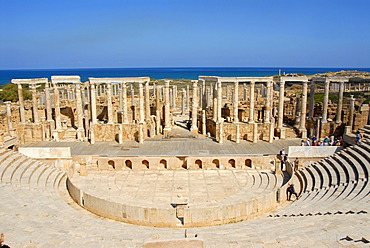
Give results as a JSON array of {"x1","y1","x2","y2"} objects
[{"x1": 0, "y1": 0, "x2": 369, "y2": 69}]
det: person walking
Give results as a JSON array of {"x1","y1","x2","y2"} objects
[{"x1": 286, "y1": 184, "x2": 299, "y2": 201}]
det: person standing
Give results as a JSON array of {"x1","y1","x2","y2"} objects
[{"x1": 286, "y1": 184, "x2": 299, "y2": 201}]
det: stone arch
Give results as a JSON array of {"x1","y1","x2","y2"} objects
[
  {"x1": 108, "y1": 160, "x2": 115, "y2": 170},
  {"x1": 227, "y1": 134, "x2": 232, "y2": 140},
  {"x1": 125, "y1": 160, "x2": 132, "y2": 169},
  {"x1": 243, "y1": 134, "x2": 248, "y2": 140},
  {"x1": 160, "y1": 159, "x2": 167, "y2": 169},
  {"x1": 142, "y1": 160, "x2": 149, "y2": 169},
  {"x1": 212, "y1": 159, "x2": 220, "y2": 169},
  {"x1": 228, "y1": 159, "x2": 236, "y2": 168},
  {"x1": 195, "y1": 159, "x2": 202, "y2": 169},
  {"x1": 245, "y1": 159, "x2": 252, "y2": 168}
]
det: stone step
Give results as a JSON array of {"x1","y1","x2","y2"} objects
[
  {"x1": 10, "y1": 159, "x2": 35, "y2": 185},
  {"x1": 0, "y1": 153, "x2": 24, "y2": 183},
  {"x1": 1, "y1": 155, "x2": 29, "y2": 184}
]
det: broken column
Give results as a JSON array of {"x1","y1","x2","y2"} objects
[
  {"x1": 190, "y1": 80, "x2": 198, "y2": 133},
  {"x1": 336, "y1": 81, "x2": 345, "y2": 124},
  {"x1": 233, "y1": 81, "x2": 239, "y2": 123},
  {"x1": 322, "y1": 80, "x2": 330, "y2": 123},
  {"x1": 249, "y1": 81, "x2": 255, "y2": 123},
  {"x1": 299, "y1": 81, "x2": 308, "y2": 138}
]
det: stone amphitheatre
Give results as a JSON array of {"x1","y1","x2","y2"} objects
[{"x1": 0, "y1": 72, "x2": 369, "y2": 247}]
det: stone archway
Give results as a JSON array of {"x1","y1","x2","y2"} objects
[
  {"x1": 228, "y1": 159, "x2": 236, "y2": 168},
  {"x1": 142, "y1": 160, "x2": 149, "y2": 169},
  {"x1": 125, "y1": 160, "x2": 132, "y2": 169},
  {"x1": 160, "y1": 159, "x2": 167, "y2": 169},
  {"x1": 108, "y1": 160, "x2": 115, "y2": 169},
  {"x1": 212, "y1": 159, "x2": 220, "y2": 169},
  {"x1": 195, "y1": 159, "x2": 202, "y2": 169}
]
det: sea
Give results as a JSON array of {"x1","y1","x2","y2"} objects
[{"x1": 1, "y1": 67, "x2": 370, "y2": 85}]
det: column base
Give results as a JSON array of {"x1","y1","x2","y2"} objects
[
  {"x1": 299, "y1": 128, "x2": 307, "y2": 139},
  {"x1": 278, "y1": 127, "x2": 286, "y2": 140}
]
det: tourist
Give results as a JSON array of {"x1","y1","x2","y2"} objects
[
  {"x1": 0, "y1": 233, "x2": 10, "y2": 248},
  {"x1": 293, "y1": 158, "x2": 299, "y2": 171},
  {"x1": 301, "y1": 140, "x2": 305, "y2": 146},
  {"x1": 356, "y1": 131, "x2": 362, "y2": 145},
  {"x1": 286, "y1": 184, "x2": 299, "y2": 201},
  {"x1": 311, "y1": 136, "x2": 317, "y2": 144},
  {"x1": 305, "y1": 139, "x2": 310, "y2": 146},
  {"x1": 323, "y1": 136, "x2": 330, "y2": 146}
]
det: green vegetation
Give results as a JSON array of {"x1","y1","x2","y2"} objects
[{"x1": 0, "y1": 83, "x2": 31, "y2": 102}]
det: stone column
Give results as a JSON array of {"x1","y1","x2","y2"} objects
[
  {"x1": 45, "y1": 82, "x2": 53, "y2": 122},
  {"x1": 348, "y1": 95, "x2": 355, "y2": 128},
  {"x1": 30, "y1": 84, "x2": 39, "y2": 123},
  {"x1": 106, "y1": 83, "x2": 114, "y2": 124},
  {"x1": 243, "y1": 85, "x2": 247, "y2": 101},
  {"x1": 269, "y1": 118, "x2": 275, "y2": 143},
  {"x1": 213, "y1": 84, "x2": 217, "y2": 120},
  {"x1": 186, "y1": 85, "x2": 190, "y2": 112},
  {"x1": 309, "y1": 81, "x2": 315, "y2": 119},
  {"x1": 217, "y1": 81, "x2": 222, "y2": 122},
  {"x1": 218, "y1": 120, "x2": 224, "y2": 144},
  {"x1": 233, "y1": 81, "x2": 239, "y2": 123},
  {"x1": 202, "y1": 109, "x2": 206, "y2": 135},
  {"x1": 264, "y1": 80, "x2": 272, "y2": 123},
  {"x1": 90, "y1": 83, "x2": 98, "y2": 124},
  {"x1": 249, "y1": 81, "x2": 255, "y2": 123},
  {"x1": 235, "y1": 124, "x2": 240, "y2": 144},
  {"x1": 155, "y1": 110, "x2": 161, "y2": 135},
  {"x1": 336, "y1": 81, "x2": 345, "y2": 124},
  {"x1": 191, "y1": 81, "x2": 198, "y2": 133},
  {"x1": 253, "y1": 123, "x2": 258, "y2": 143},
  {"x1": 322, "y1": 80, "x2": 330, "y2": 123},
  {"x1": 17, "y1": 84, "x2": 26, "y2": 123},
  {"x1": 53, "y1": 83, "x2": 62, "y2": 130},
  {"x1": 5, "y1": 101, "x2": 12, "y2": 131},
  {"x1": 122, "y1": 83, "x2": 129, "y2": 124},
  {"x1": 277, "y1": 81, "x2": 285, "y2": 129},
  {"x1": 164, "y1": 81, "x2": 171, "y2": 130},
  {"x1": 145, "y1": 81, "x2": 151, "y2": 123},
  {"x1": 138, "y1": 82, "x2": 145, "y2": 124},
  {"x1": 75, "y1": 82, "x2": 85, "y2": 140},
  {"x1": 130, "y1": 84, "x2": 135, "y2": 107},
  {"x1": 181, "y1": 88, "x2": 186, "y2": 115},
  {"x1": 299, "y1": 81, "x2": 308, "y2": 138},
  {"x1": 119, "y1": 85, "x2": 123, "y2": 111}
]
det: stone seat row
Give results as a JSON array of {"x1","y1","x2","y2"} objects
[
  {"x1": 276, "y1": 141, "x2": 370, "y2": 216},
  {"x1": 0, "y1": 149, "x2": 66, "y2": 195}
]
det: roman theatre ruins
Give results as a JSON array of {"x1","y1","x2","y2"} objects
[{"x1": 0, "y1": 74, "x2": 369, "y2": 246}]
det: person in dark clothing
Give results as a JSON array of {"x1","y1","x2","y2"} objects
[{"x1": 286, "y1": 184, "x2": 299, "y2": 201}]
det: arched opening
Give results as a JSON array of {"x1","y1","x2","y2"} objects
[
  {"x1": 243, "y1": 134, "x2": 248, "y2": 140},
  {"x1": 160, "y1": 159, "x2": 167, "y2": 169},
  {"x1": 245, "y1": 159, "x2": 252, "y2": 168},
  {"x1": 142, "y1": 160, "x2": 149, "y2": 169},
  {"x1": 195, "y1": 159, "x2": 202, "y2": 169},
  {"x1": 227, "y1": 134, "x2": 232, "y2": 140},
  {"x1": 125, "y1": 160, "x2": 132, "y2": 169},
  {"x1": 212, "y1": 159, "x2": 220, "y2": 169},
  {"x1": 108, "y1": 160, "x2": 115, "y2": 170},
  {"x1": 228, "y1": 159, "x2": 236, "y2": 168}
]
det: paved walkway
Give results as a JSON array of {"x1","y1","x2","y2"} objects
[{"x1": 21, "y1": 137, "x2": 301, "y2": 157}]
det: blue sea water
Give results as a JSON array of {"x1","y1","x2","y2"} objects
[{"x1": 0, "y1": 67, "x2": 369, "y2": 85}]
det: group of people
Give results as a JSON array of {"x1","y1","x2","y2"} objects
[
  {"x1": 301, "y1": 136, "x2": 344, "y2": 147},
  {"x1": 279, "y1": 148, "x2": 300, "y2": 171}
]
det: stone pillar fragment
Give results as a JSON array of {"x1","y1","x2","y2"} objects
[
  {"x1": 322, "y1": 80, "x2": 330, "y2": 123},
  {"x1": 30, "y1": 84, "x2": 39, "y2": 123},
  {"x1": 336, "y1": 81, "x2": 345, "y2": 124},
  {"x1": 191, "y1": 81, "x2": 198, "y2": 133},
  {"x1": 299, "y1": 81, "x2": 308, "y2": 138},
  {"x1": 181, "y1": 88, "x2": 186, "y2": 115},
  {"x1": 45, "y1": 82, "x2": 53, "y2": 122},
  {"x1": 164, "y1": 81, "x2": 171, "y2": 131},
  {"x1": 235, "y1": 124, "x2": 240, "y2": 144},
  {"x1": 217, "y1": 81, "x2": 222, "y2": 122},
  {"x1": 17, "y1": 84, "x2": 26, "y2": 123},
  {"x1": 202, "y1": 109, "x2": 206, "y2": 135},
  {"x1": 90, "y1": 83, "x2": 98, "y2": 124},
  {"x1": 138, "y1": 82, "x2": 145, "y2": 124},
  {"x1": 233, "y1": 81, "x2": 239, "y2": 123},
  {"x1": 75, "y1": 82, "x2": 85, "y2": 140},
  {"x1": 106, "y1": 83, "x2": 114, "y2": 124},
  {"x1": 145, "y1": 81, "x2": 151, "y2": 123},
  {"x1": 253, "y1": 123, "x2": 258, "y2": 143},
  {"x1": 249, "y1": 81, "x2": 255, "y2": 123},
  {"x1": 277, "y1": 81, "x2": 285, "y2": 129},
  {"x1": 348, "y1": 95, "x2": 355, "y2": 128},
  {"x1": 308, "y1": 81, "x2": 315, "y2": 119},
  {"x1": 53, "y1": 83, "x2": 62, "y2": 130},
  {"x1": 264, "y1": 81, "x2": 272, "y2": 123},
  {"x1": 5, "y1": 101, "x2": 12, "y2": 130},
  {"x1": 122, "y1": 83, "x2": 129, "y2": 124}
]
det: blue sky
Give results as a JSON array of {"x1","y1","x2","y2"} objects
[{"x1": 0, "y1": 0, "x2": 369, "y2": 69}]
